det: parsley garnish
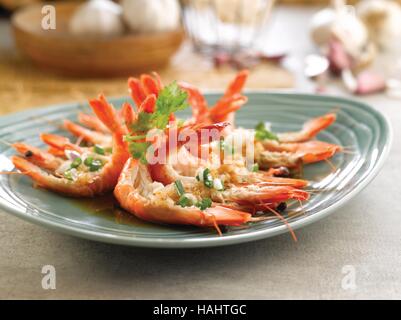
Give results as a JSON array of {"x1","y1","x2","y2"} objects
[
  {"x1": 127, "y1": 140, "x2": 151, "y2": 164},
  {"x1": 126, "y1": 82, "x2": 189, "y2": 163},
  {"x1": 153, "y1": 82, "x2": 188, "y2": 129},
  {"x1": 130, "y1": 82, "x2": 188, "y2": 132},
  {"x1": 254, "y1": 122, "x2": 278, "y2": 141}
]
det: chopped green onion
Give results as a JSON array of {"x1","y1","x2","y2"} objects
[
  {"x1": 255, "y1": 122, "x2": 279, "y2": 141},
  {"x1": 204, "y1": 180, "x2": 213, "y2": 188},
  {"x1": 203, "y1": 168, "x2": 213, "y2": 188},
  {"x1": 89, "y1": 159, "x2": 103, "y2": 172},
  {"x1": 174, "y1": 180, "x2": 185, "y2": 196},
  {"x1": 104, "y1": 147, "x2": 113, "y2": 154},
  {"x1": 177, "y1": 194, "x2": 193, "y2": 208},
  {"x1": 64, "y1": 170, "x2": 73, "y2": 181},
  {"x1": 94, "y1": 145, "x2": 105, "y2": 155},
  {"x1": 70, "y1": 157, "x2": 82, "y2": 169},
  {"x1": 195, "y1": 198, "x2": 212, "y2": 211},
  {"x1": 84, "y1": 156, "x2": 103, "y2": 171},
  {"x1": 84, "y1": 156, "x2": 94, "y2": 167},
  {"x1": 252, "y1": 164, "x2": 259, "y2": 172}
]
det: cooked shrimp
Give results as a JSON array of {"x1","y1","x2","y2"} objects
[
  {"x1": 77, "y1": 112, "x2": 110, "y2": 134},
  {"x1": 121, "y1": 89, "x2": 310, "y2": 193},
  {"x1": 121, "y1": 89, "x2": 228, "y2": 186},
  {"x1": 255, "y1": 139, "x2": 342, "y2": 169},
  {"x1": 121, "y1": 81, "x2": 309, "y2": 217},
  {"x1": 143, "y1": 121, "x2": 230, "y2": 185},
  {"x1": 64, "y1": 73, "x2": 165, "y2": 147},
  {"x1": 114, "y1": 158, "x2": 306, "y2": 232},
  {"x1": 180, "y1": 70, "x2": 249, "y2": 125},
  {"x1": 277, "y1": 113, "x2": 337, "y2": 143},
  {"x1": 64, "y1": 119, "x2": 112, "y2": 147},
  {"x1": 252, "y1": 113, "x2": 342, "y2": 169},
  {"x1": 180, "y1": 71, "x2": 340, "y2": 170},
  {"x1": 11, "y1": 94, "x2": 129, "y2": 197},
  {"x1": 128, "y1": 72, "x2": 164, "y2": 107}
]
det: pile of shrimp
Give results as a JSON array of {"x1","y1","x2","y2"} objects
[{"x1": 6, "y1": 70, "x2": 342, "y2": 237}]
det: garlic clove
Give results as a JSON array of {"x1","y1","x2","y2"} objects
[
  {"x1": 310, "y1": 8, "x2": 338, "y2": 47},
  {"x1": 330, "y1": 9, "x2": 368, "y2": 58},
  {"x1": 304, "y1": 54, "x2": 330, "y2": 79},
  {"x1": 354, "y1": 71, "x2": 386, "y2": 95},
  {"x1": 357, "y1": 0, "x2": 401, "y2": 50},
  {"x1": 122, "y1": 0, "x2": 180, "y2": 33},
  {"x1": 69, "y1": 0, "x2": 124, "y2": 38},
  {"x1": 327, "y1": 38, "x2": 352, "y2": 74},
  {"x1": 310, "y1": 5, "x2": 368, "y2": 58}
]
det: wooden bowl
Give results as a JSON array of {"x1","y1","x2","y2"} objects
[
  {"x1": 0, "y1": 0, "x2": 42, "y2": 11},
  {"x1": 11, "y1": 1, "x2": 185, "y2": 77}
]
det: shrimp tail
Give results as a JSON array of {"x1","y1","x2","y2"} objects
[
  {"x1": 78, "y1": 112, "x2": 110, "y2": 133},
  {"x1": 40, "y1": 133, "x2": 82, "y2": 152},
  {"x1": 64, "y1": 119, "x2": 109, "y2": 146},
  {"x1": 89, "y1": 94, "x2": 129, "y2": 166}
]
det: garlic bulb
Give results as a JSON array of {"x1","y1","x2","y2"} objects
[
  {"x1": 122, "y1": 0, "x2": 180, "y2": 33},
  {"x1": 69, "y1": 0, "x2": 124, "y2": 37},
  {"x1": 310, "y1": 7, "x2": 337, "y2": 47},
  {"x1": 357, "y1": 0, "x2": 401, "y2": 50},
  {"x1": 310, "y1": 5, "x2": 368, "y2": 58}
]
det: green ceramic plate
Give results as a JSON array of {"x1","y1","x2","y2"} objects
[{"x1": 0, "y1": 92, "x2": 392, "y2": 248}]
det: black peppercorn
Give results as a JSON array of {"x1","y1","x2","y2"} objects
[
  {"x1": 277, "y1": 202, "x2": 287, "y2": 212},
  {"x1": 24, "y1": 150, "x2": 33, "y2": 158},
  {"x1": 274, "y1": 166, "x2": 290, "y2": 178}
]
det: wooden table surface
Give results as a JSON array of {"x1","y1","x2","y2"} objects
[{"x1": 1, "y1": 6, "x2": 400, "y2": 299}]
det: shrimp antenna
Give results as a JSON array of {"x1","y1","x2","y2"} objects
[
  {"x1": 338, "y1": 145, "x2": 356, "y2": 154},
  {"x1": 297, "y1": 199, "x2": 305, "y2": 216},
  {"x1": 285, "y1": 200, "x2": 298, "y2": 209},
  {"x1": 324, "y1": 158, "x2": 337, "y2": 172},
  {"x1": 77, "y1": 103, "x2": 94, "y2": 116},
  {"x1": 285, "y1": 199, "x2": 306, "y2": 219},
  {"x1": 29, "y1": 115, "x2": 64, "y2": 130},
  {"x1": 341, "y1": 145, "x2": 355, "y2": 149},
  {"x1": 341, "y1": 149, "x2": 357, "y2": 155},
  {"x1": 0, "y1": 170, "x2": 30, "y2": 176},
  {"x1": 266, "y1": 206, "x2": 297, "y2": 242},
  {"x1": 74, "y1": 135, "x2": 84, "y2": 146},
  {"x1": 211, "y1": 215, "x2": 223, "y2": 236},
  {"x1": 0, "y1": 138, "x2": 12, "y2": 146},
  {"x1": 330, "y1": 106, "x2": 341, "y2": 114},
  {"x1": 251, "y1": 216, "x2": 279, "y2": 222},
  {"x1": 305, "y1": 189, "x2": 329, "y2": 194},
  {"x1": 287, "y1": 209, "x2": 304, "y2": 220}
]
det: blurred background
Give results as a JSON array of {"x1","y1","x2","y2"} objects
[{"x1": 0, "y1": 0, "x2": 401, "y2": 114}]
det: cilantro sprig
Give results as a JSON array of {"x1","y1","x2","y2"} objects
[
  {"x1": 125, "y1": 82, "x2": 189, "y2": 163},
  {"x1": 254, "y1": 122, "x2": 279, "y2": 141},
  {"x1": 153, "y1": 82, "x2": 189, "y2": 128},
  {"x1": 130, "y1": 82, "x2": 188, "y2": 132}
]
